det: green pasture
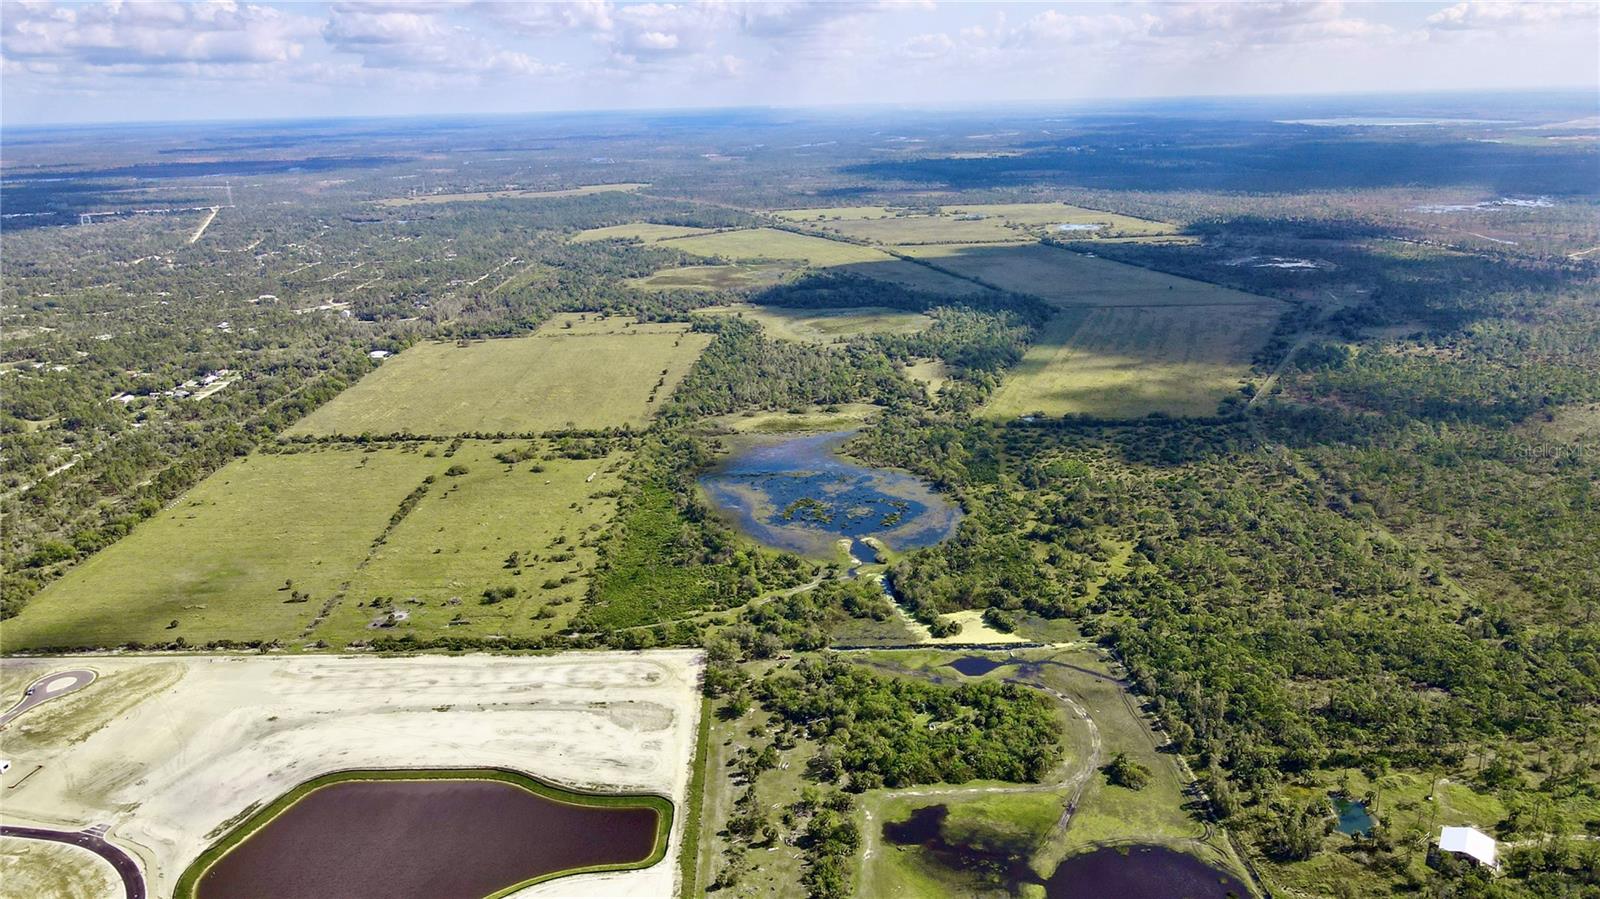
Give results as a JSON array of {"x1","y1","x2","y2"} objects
[
  {"x1": 630, "y1": 262, "x2": 796, "y2": 292},
  {"x1": 985, "y1": 303, "x2": 1283, "y2": 419},
  {"x1": 774, "y1": 202, "x2": 1174, "y2": 246},
  {"x1": 313, "y1": 441, "x2": 625, "y2": 645},
  {"x1": 903, "y1": 242, "x2": 1274, "y2": 308},
  {"x1": 658, "y1": 227, "x2": 982, "y2": 295},
  {"x1": 696, "y1": 304, "x2": 931, "y2": 344},
  {"x1": 571, "y1": 222, "x2": 713, "y2": 243},
  {"x1": 378, "y1": 183, "x2": 647, "y2": 207},
  {"x1": 2, "y1": 446, "x2": 444, "y2": 650},
  {"x1": 286, "y1": 324, "x2": 711, "y2": 437}
]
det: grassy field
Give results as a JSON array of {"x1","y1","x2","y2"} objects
[
  {"x1": 902, "y1": 243, "x2": 1273, "y2": 308},
  {"x1": 572, "y1": 222, "x2": 713, "y2": 243},
  {"x1": 705, "y1": 402, "x2": 883, "y2": 435},
  {"x1": 312, "y1": 441, "x2": 625, "y2": 645},
  {"x1": 696, "y1": 304, "x2": 931, "y2": 344},
  {"x1": 659, "y1": 228, "x2": 983, "y2": 296},
  {"x1": 378, "y1": 183, "x2": 647, "y2": 206},
  {"x1": 630, "y1": 261, "x2": 796, "y2": 292},
  {"x1": 1, "y1": 445, "x2": 445, "y2": 650},
  {"x1": 774, "y1": 203, "x2": 1174, "y2": 246},
  {"x1": 287, "y1": 322, "x2": 711, "y2": 436},
  {"x1": 986, "y1": 303, "x2": 1283, "y2": 419}
]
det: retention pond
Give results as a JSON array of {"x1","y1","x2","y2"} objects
[
  {"x1": 186, "y1": 770, "x2": 668, "y2": 899},
  {"x1": 698, "y1": 430, "x2": 961, "y2": 559}
]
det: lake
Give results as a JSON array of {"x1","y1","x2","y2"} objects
[
  {"x1": 698, "y1": 431, "x2": 962, "y2": 559},
  {"x1": 1334, "y1": 796, "x2": 1375, "y2": 836},
  {"x1": 1041, "y1": 845, "x2": 1251, "y2": 898},
  {"x1": 195, "y1": 776, "x2": 662, "y2": 899}
]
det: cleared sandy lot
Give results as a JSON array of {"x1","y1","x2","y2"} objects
[{"x1": 0, "y1": 651, "x2": 702, "y2": 899}]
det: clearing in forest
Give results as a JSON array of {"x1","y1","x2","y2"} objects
[
  {"x1": 378, "y1": 183, "x2": 648, "y2": 206},
  {"x1": 696, "y1": 304, "x2": 931, "y2": 344},
  {"x1": 774, "y1": 202, "x2": 1175, "y2": 245},
  {"x1": 658, "y1": 227, "x2": 984, "y2": 296},
  {"x1": 986, "y1": 303, "x2": 1283, "y2": 420},
  {"x1": 313, "y1": 440, "x2": 626, "y2": 644},
  {"x1": 631, "y1": 261, "x2": 796, "y2": 292},
  {"x1": 902, "y1": 243, "x2": 1272, "y2": 308},
  {"x1": 287, "y1": 319, "x2": 712, "y2": 436},
  {"x1": 571, "y1": 222, "x2": 714, "y2": 243}
]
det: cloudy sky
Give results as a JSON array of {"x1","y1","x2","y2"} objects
[{"x1": 2, "y1": 0, "x2": 1597, "y2": 126}]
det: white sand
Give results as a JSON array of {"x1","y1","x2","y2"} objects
[{"x1": 0, "y1": 651, "x2": 702, "y2": 898}]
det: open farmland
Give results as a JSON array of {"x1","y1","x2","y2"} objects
[
  {"x1": 630, "y1": 261, "x2": 796, "y2": 292},
  {"x1": 986, "y1": 303, "x2": 1282, "y2": 419},
  {"x1": 0, "y1": 653, "x2": 701, "y2": 899},
  {"x1": 903, "y1": 242, "x2": 1274, "y2": 308},
  {"x1": 658, "y1": 227, "x2": 984, "y2": 295},
  {"x1": 572, "y1": 222, "x2": 713, "y2": 243},
  {"x1": 313, "y1": 441, "x2": 626, "y2": 644},
  {"x1": 2, "y1": 440, "x2": 631, "y2": 651},
  {"x1": 287, "y1": 320, "x2": 712, "y2": 436},
  {"x1": 696, "y1": 304, "x2": 932, "y2": 344},
  {"x1": 775, "y1": 202, "x2": 1175, "y2": 245},
  {"x1": 1, "y1": 445, "x2": 446, "y2": 650},
  {"x1": 378, "y1": 183, "x2": 647, "y2": 206}
]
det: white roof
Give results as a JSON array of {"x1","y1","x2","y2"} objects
[{"x1": 1440, "y1": 826, "x2": 1497, "y2": 867}]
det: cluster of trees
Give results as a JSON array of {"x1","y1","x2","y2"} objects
[{"x1": 756, "y1": 656, "x2": 1061, "y2": 790}]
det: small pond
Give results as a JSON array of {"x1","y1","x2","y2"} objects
[
  {"x1": 1334, "y1": 796, "x2": 1375, "y2": 836},
  {"x1": 1041, "y1": 845, "x2": 1251, "y2": 899},
  {"x1": 699, "y1": 431, "x2": 962, "y2": 559},
  {"x1": 948, "y1": 655, "x2": 1010, "y2": 677},
  {"x1": 193, "y1": 773, "x2": 665, "y2": 899}
]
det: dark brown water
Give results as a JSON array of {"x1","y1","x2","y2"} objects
[
  {"x1": 1041, "y1": 845, "x2": 1250, "y2": 899},
  {"x1": 198, "y1": 779, "x2": 660, "y2": 899}
]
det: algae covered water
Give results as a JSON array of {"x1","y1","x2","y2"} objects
[{"x1": 698, "y1": 431, "x2": 962, "y2": 559}]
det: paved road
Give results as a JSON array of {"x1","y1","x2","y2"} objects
[
  {"x1": 0, "y1": 824, "x2": 146, "y2": 899},
  {"x1": 0, "y1": 669, "x2": 96, "y2": 728}
]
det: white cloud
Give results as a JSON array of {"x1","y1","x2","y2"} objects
[
  {"x1": 1, "y1": 0, "x2": 315, "y2": 69},
  {"x1": 1426, "y1": 0, "x2": 1599, "y2": 31}
]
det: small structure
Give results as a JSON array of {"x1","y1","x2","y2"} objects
[
  {"x1": 1439, "y1": 826, "x2": 1498, "y2": 869},
  {"x1": 369, "y1": 350, "x2": 392, "y2": 360}
]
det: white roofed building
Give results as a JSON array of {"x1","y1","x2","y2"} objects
[{"x1": 1439, "y1": 826, "x2": 1498, "y2": 869}]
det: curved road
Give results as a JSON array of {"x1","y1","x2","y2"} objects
[
  {"x1": 0, "y1": 669, "x2": 96, "y2": 728},
  {"x1": 0, "y1": 825, "x2": 146, "y2": 899}
]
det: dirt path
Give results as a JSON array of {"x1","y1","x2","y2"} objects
[{"x1": 188, "y1": 206, "x2": 219, "y2": 244}]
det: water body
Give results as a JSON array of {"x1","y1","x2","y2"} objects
[
  {"x1": 1041, "y1": 845, "x2": 1251, "y2": 899},
  {"x1": 882, "y1": 806, "x2": 1248, "y2": 899},
  {"x1": 949, "y1": 655, "x2": 1009, "y2": 677},
  {"x1": 1334, "y1": 796, "x2": 1375, "y2": 836},
  {"x1": 699, "y1": 431, "x2": 962, "y2": 559},
  {"x1": 197, "y1": 778, "x2": 660, "y2": 899}
]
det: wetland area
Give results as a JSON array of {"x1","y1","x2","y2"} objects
[{"x1": 698, "y1": 431, "x2": 962, "y2": 560}]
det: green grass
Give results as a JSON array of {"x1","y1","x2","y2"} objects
[
  {"x1": 985, "y1": 303, "x2": 1283, "y2": 419},
  {"x1": 571, "y1": 222, "x2": 713, "y2": 243},
  {"x1": 707, "y1": 402, "x2": 882, "y2": 435},
  {"x1": 658, "y1": 227, "x2": 983, "y2": 296},
  {"x1": 2, "y1": 445, "x2": 446, "y2": 650},
  {"x1": 287, "y1": 323, "x2": 712, "y2": 437},
  {"x1": 902, "y1": 242, "x2": 1274, "y2": 308},
  {"x1": 677, "y1": 696, "x2": 714, "y2": 899},
  {"x1": 173, "y1": 767, "x2": 673, "y2": 899},
  {"x1": 696, "y1": 304, "x2": 931, "y2": 344},
  {"x1": 774, "y1": 202, "x2": 1174, "y2": 246},
  {"x1": 310, "y1": 441, "x2": 627, "y2": 646},
  {"x1": 630, "y1": 261, "x2": 797, "y2": 292},
  {"x1": 378, "y1": 183, "x2": 647, "y2": 206}
]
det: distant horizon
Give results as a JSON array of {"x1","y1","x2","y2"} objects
[
  {"x1": 4, "y1": 85, "x2": 1596, "y2": 133},
  {"x1": 3, "y1": 1, "x2": 1596, "y2": 128}
]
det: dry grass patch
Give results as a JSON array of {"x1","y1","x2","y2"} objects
[
  {"x1": 660, "y1": 228, "x2": 983, "y2": 296},
  {"x1": 572, "y1": 222, "x2": 713, "y2": 243},
  {"x1": 378, "y1": 183, "x2": 647, "y2": 206}
]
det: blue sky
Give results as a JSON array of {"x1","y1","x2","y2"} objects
[{"x1": 2, "y1": 1, "x2": 1596, "y2": 126}]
